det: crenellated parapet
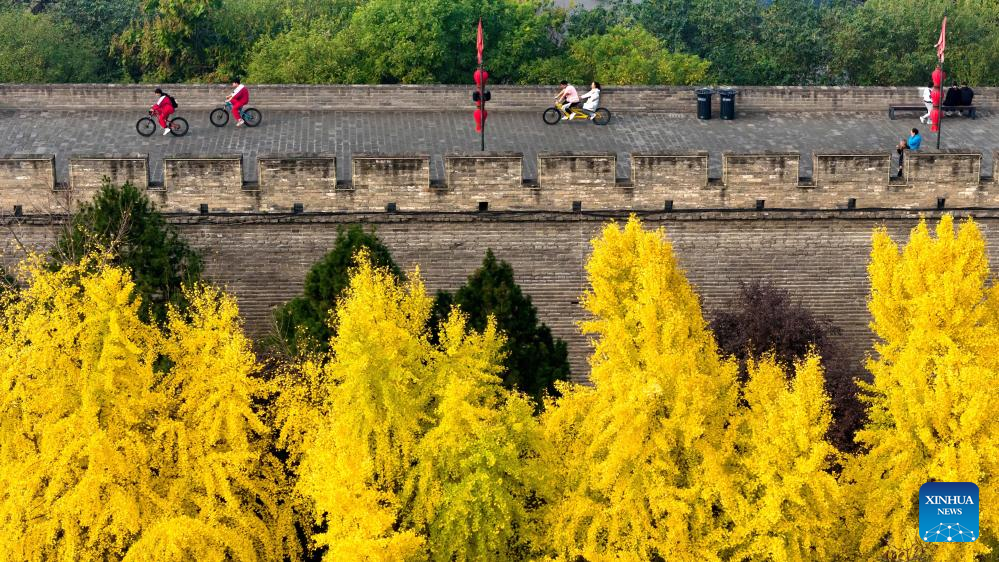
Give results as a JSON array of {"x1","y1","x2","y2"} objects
[{"x1": 0, "y1": 150, "x2": 996, "y2": 214}]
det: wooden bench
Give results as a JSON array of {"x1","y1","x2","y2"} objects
[{"x1": 888, "y1": 105, "x2": 976, "y2": 120}]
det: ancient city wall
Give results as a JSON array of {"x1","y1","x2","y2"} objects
[
  {"x1": 1, "y1": 150, "x2": 997, "y2": 214},
  {"x1": 1, "y1": 83, "x2": 996, "y2": 113},
  {"x1": 6, "y1": 210, "x2": 999, "y2": 380}
]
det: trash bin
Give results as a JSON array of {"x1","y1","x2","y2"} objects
[
  {"x1": 718, "y1": 88, "x2": 737, "y2": 120},
  {"x1": 696, "y1": 88, "x2": 713, "y2": 120}
]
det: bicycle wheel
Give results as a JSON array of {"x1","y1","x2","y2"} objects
[
  {"x1": 242, "y1": 108, "x2": 262, "y2": 127},
  {"x1": 593, "y1": 108, "x2": 611, "y2": 126},
  {"x1": 210, "y1": 108, "x2": 229, "y2": 127},
  {"x1": 136, "y1": 117, "x2": 156, "y2": 137},
  {"x1": 542, "y1": 107, "x2": 562, "y2": 125},
  {"x1": 169, "y1": 117, "x2": 189, "y2": 137}
]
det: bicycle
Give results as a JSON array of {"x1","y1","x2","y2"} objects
[
  {"x1": 543, "y1": 104, "x2": 611, "y2": 126},
  {"x1": 136, "y1": 110, "x2": 189, "y2": 137},
  {"x1": 210, "y1": 102, "x2": 262, "y2": 127}
]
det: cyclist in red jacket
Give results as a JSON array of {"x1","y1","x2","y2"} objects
[
  {"x1": 151, "y1": 88, "x2": 176, "y2": 135},
  {"x1": 227, "y1": 78, "x2": 249, "y2": 126}
]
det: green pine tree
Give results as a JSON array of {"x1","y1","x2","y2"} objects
[
  {"x1": 54, "y1": 180, "x2": 202, "y2": 324},
  {"x1": 275, "y1": 224, "x2": 402, "y2": 356},
  {"x1": 432, "y1": 249, "x2": 570, "y2": 406}
]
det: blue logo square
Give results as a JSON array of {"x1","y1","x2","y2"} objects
[{"x1": 920, "y1": 482, "x2": 979, "y2": 543}]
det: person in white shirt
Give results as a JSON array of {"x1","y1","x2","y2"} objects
[
  {"x1": 579, "y1": 81, "x2": 601, "y2": 120},
  {"x1": 555, "y1": 80, "x2": 581, "y2": 120},
  {"x1": 920, "y1": 82, "x2": 933, "y2": 124}
]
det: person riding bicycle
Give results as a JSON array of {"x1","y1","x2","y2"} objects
[
  {"x1": 151, "y1": 88, "x2": 177, "y2": 136},
  {"x1": 579, "y1": 81, "x2": 601, "y2": 120},
  {"x1": 555, "y1": 80, "x2": 581, "y2": 120},
  {"x1": 226, "y1": 78, "x2": 250, "y2": 127}
]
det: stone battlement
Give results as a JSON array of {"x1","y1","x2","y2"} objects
[{"x1": 0, "y1": 150, "x2": 993, "y2": 214}]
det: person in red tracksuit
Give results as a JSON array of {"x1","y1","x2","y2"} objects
[
  {"x1": 152, "y1": 88, "x2": 175, "y2": 136},
  {"x1": 227, "y1": 78, "x2": 249, "y2": 126}
]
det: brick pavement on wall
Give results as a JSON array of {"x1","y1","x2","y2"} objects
[
  {"x1": 6, "y1": 210, "x2": 999, "y2": 381},
  {"x1": 1, "y1": 109, "x2": 996, "y2": 184}
]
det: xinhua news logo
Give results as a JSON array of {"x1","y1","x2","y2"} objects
[{"x1": 919, "y1": 482, "x2": 979, "y2": 543}]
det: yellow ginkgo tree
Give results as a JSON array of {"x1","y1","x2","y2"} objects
[
  {"x1": 0, "y1": 256, "x2": 293, "y2": 562},
  {"x1": 540, "y1": 216, "x2": 844, "y2": 561},
  {"x1": 846, "y1": 215, "x2": 999, "y2": 561},
  {"x1": 729, "y1": 354, "x2": 844, "y2": 561},
  {"x1": 540, "y1": 216, "x2": 742, "y2": 561},
  {"x1": 285, "y1": 252, "x2": 546, "y2": 561}
]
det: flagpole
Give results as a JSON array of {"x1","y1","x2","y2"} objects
[
  {"x1": 937, "y1": 61, "x2": 943, "y2": 150},
  {"x1": 477, "y1": 18, "x2": 485, "y2": 152},
  {"x1": 936, "y1": 14, "x2": 947, "y2": 150},
  {"x1": 480, "y1": 62, "x2": 485, "y2": 152}
]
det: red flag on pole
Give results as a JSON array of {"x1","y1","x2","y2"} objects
[
  {"x1": 936, "y1": 17, "x2": 947, "y2": 62},
  {"x1": 477, "y1": 19, "x2": 484, "y2": 65}
]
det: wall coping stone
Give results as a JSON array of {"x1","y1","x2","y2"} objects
[
  {"x1": 353, "y1": 153, "x2": 431, "y2": 159},
  {"x1": 633, "y1": 151, "x2": 710, "y2": 157},
  {"x1": 724, "y1": 151, "x2": 800, "y2": 157},
  {"x1": 446, "y1": 152, "x2": 524, "y2": 158},
  {"x1": 0, "y1": 154, "x2": 54, "y2": 160},
  {"x1": 814, "y1": 151, "x2": 892, "y2": 157},
  {"x1": 164, "y1": 153, "x2": 243, "y2": 161},
  {"x1": 70, "y1": 153, "x2": 148, "y2": 160},
  {"x1": 538, "y1": 151, "x2": 617, "y2": 157},
  {"x1": 907, "y1": 149, "x2": 982, "y2": 156},
  {"x1": 258, "y1": 152, "x2": 337, "y2": 160}
]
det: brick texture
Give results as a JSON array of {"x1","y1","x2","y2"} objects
[
  {"x1": 7, "y1": 210, "x2": 999, "y2": 382},
  {"x1": 4, "y1": 151, "x2": 999, "y2": 213},
  {"x1": 163, "y1": 154, "x2": 251, "y2": 212},
  {"x1": 0, "y1": 154, "x2": 64, "y2": 214},
  {"x1": 2, "y1": 84, "x2": 995, "y2": 113},
  {"x1": 258, "y1": 154, "x2": 337, "y2": 212},
  {"x1": 69, "y1": 154, "x2": 149, "y2": 206}
]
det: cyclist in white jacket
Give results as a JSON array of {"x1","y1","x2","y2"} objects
[{"x1": 580, "y1": 81, "x2": 601, "y2": 120}]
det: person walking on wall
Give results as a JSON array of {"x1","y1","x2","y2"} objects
[
  {"x1": 151, "y1": 88, "x2": 177, "y2": 136},
  {"x1": 227, "y1": 78, "x2": 250, "y2": 126},
  {"x1": 919, "y1": 82, "x2": 933, "y2": 124},
  {"x1": 896, "y1": 127, "x2": 922, "y2": 177}
]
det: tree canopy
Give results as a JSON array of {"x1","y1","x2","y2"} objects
[
  {"x1": 54, "y1": 181, "x2": 203, "y2": 325},
  {"x1": 0, "y1": 257, "x2": 294, "y2": 560},
  {"x1": 3, "y1": 214, "x2": 998, "y2": 560},
  {"x1": 432, "y1": 249, "x2": 570, "y2": 406},
  {"x1": 6, "y1": 0, "x2": 999, "y2": 85},
  {"x1": 0, "y1": 9, "x2": 104, "y2": 82},
  {"x1": 273, "y1": 224, "x2": 402, "y2": 356},
  {"x1": 711, "y1": 280, "x2": 865, "y2": 452}
]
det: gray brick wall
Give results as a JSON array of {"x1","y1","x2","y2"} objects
[
  {"x1": 2, "y1": 84, "x2": 995, "y2": 113},
  {"x1": 69, "y1": 154, "x2": 149, "y2": 192},
  {"x1": 7, "y1": 210, "x2": 999, "y2": 382},
  {"x1": 5, "y1": 151, "x2": 999, "y2": 213}
]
